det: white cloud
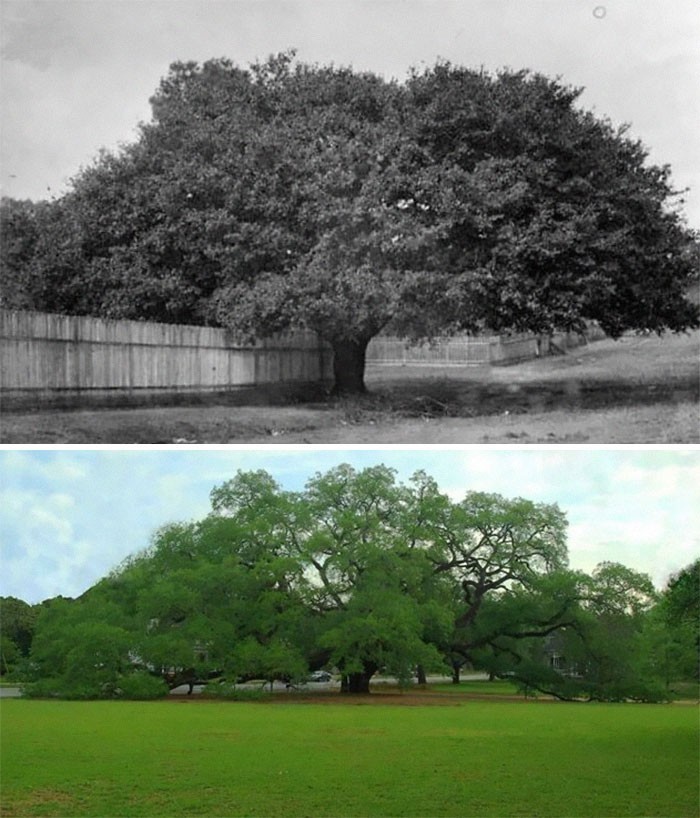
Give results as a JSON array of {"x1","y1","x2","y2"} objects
[
  {"x1": 27, "y1": 506, "x2": 74, "y2": 545},
  {"x1": 1, "y1": 450, "x2": 698, "y2": 601},
  {"x1": 0, "y1": 450, "x2": 90, "y2": 482},
  {"x1": 429, "y1": 450, "x2": 700, "y2": 587},
  {"x1": 0, "y1": 486, "x2": 77, "y2": 599}
]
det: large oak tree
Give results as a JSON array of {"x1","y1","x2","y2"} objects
[
  {"x1": 24, "y1": 464, "x2": 679, "y2": 702},
  {"x1": 2, "y1": 53, "x2": 698, "y2": 393}
]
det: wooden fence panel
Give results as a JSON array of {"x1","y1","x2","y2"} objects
[
  {"x1": 1, "y1": 310, "x2": 603, "y2": 409},
  {"x1": 0, "y1": 310, "x2": 332, "y2": 401}
]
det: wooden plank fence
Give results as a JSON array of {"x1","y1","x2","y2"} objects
[
  {"x1": 0, "y1": 309, "x2": 333, "y2": 408},
  {"x1": 0, "y1": 309, "x2": 604, "y2": 409}
]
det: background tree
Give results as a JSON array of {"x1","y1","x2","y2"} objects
[
  {"x1": 0, "y1": 596, "x2": 38, "y2": 676},
  {"x1": 26, "y1": 593, "x2": 141, "y2": 698},
  {"x1": 661, "y1": 558, "x2": 700, "y2": 630},
  {"x1": 0, "y1": 199, "x2": 48, "y2": 310},
  {"x1": 642, "y1": 559, "x2": 700, "y2": 689},
  {"x1": 3, "y1": 54, "x2": 697, "y2": 393}
]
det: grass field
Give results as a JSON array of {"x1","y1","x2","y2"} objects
[
  {"x1": 2, "y1": 697, "x2": 698, "y2": 817},
  {"x1": 431, "y1": 680, "x2": 522, "y2": 696},
  {"x1": 1, "y1": 330, "x2": 697, "y2": 443}
]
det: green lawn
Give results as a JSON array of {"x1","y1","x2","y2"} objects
[
  {"x1": 431, "y1": 679, "x2": 522, "y2": 696},
  {"x1": 1, "y1": 698, "x2": 698, "y2": 817}
]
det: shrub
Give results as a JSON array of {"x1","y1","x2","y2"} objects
[
  {"x1": 204, "y1": 682, "x2": 271, "y2": 701},
  {"x1": 116, "y1": 672, "x2": 169, "y2": 700},
  {"x1": 21, "y1": 677, "x2": 106, "y2": 700},
  {"x1": 20, "y1": 678, "x2": 63, "y2": 698}
]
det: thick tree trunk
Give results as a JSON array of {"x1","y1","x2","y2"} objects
[
  {"x1": 416, "y1": 665, "x2": 427, "y2": 686},
  {"x1": 340, "y1": 662, "x2": 378, "y2": 694},
  {"x1": 451, "y1": 663, "x2": 461, "y2": 685},
  {"x1": 341, "y1": 672, "x2": 372, "y2": 694},
  {"x1": 331, "y1": 338, "x2": 369, "y2": 395}
]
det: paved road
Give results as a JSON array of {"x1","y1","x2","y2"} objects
[
  {"x1": 169, "y1": 673, "x2": 489, "y2": 695},
  {"x1": 169, "y1": 679, "x2": 337, "y2": 695},
  {"x1": 1, "y1": 674, "x2": 489, "y2": 698}
]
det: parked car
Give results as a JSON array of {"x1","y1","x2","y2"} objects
[{"x1": 308, "y1": 671, "x2": 332, "y2": 683}]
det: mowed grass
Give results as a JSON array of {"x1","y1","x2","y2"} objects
[
  {"x1": 431, "y1": 679, "x2": 522, "y2": 696},
  {"x1": 2, "y1": 698, "x2": 698, "y2": 817}
]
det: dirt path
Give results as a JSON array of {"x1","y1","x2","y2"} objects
[
  {"x1": 244, "y1": 402, "x2": 699, "y2": 444},
  {"x1": 2, "y1": 331, "x2": 698, "y2": 443}
]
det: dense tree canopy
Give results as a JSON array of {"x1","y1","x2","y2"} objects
[
  {"x1": 21, "y1": 465, "x2": 697, "y2": 701},
  {"x1": 0, "y1": 596, "x2": 38, "y2": 675},
  {"x1": 2, "y1": 53, "x2": 698, "y2": 392}
]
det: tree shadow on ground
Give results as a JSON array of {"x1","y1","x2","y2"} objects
[{"x1": 339, "y1": 373, "x2": 699, "y2": 421}]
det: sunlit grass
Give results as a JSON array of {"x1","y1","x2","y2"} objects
[{"x1": 2, "y1": 697, "x2": 698, "y2": 817}]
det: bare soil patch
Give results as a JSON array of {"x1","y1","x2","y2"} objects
[
  {"x1": 271, "y1": 690, "x2": 542, "y2": 706},
  {"x1": 2, "y1": 331, "x2": 698, "y2": 443}
]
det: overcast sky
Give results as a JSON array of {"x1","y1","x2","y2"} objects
[
  {"x1": 0, "y1": 447, "x2": 698, "y2": 604},
  {"x1": 1, "y1": 0, "x2": 699, "y2": 227}
]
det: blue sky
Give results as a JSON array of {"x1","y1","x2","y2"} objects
[
  {"x1": 1, "y1": 447, "x2": 698, "y2": 603},
  {"x1": 2, "y1": 0, "x2": 699, "y2": 228}
]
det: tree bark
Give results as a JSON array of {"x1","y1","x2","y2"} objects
[
  {"x1": 341, "y1": 672, "x2": 372, "y2": 693},
  {"x1": 331, "y1": 338, "x2": 369, "y2": 395},
  {"x1": 451, "y1": 663, "x2": 461, "y2": 685},
  {"x1": 416, "y1": 665, "x2": 427, "y2": 686},
  {"x1": 340, "y1": 662, "x2": 378, "y2": 694}
]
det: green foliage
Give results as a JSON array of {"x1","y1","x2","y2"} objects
[
  {"x1": 0, "y1": 635, "x2": 20, "y2": 675},
  {"x1": 643, "y1": 558, "x2": 700, "y2": 685},
  {"x1": 25, "y1": 465, "x2": 681, "y2": 702},
  {"x1": 25, "y1": 592, "x2": 137, "y2": 698},
  {"x1": 0, "y1": 596, "x2": 39, "y2": 675},
  {"x1": 227, "y1": 637, "x2": 307, "y2": 685},
  {"x1": 477, "y1": 563, "x2": 671, "y2": 701},
  {"x1": 662, "y1": 558, "x2": 700, "y2": 628},
  {"x1": 22, "y1": 670, "x2": 168, "y2": 701},
  {"x1": 21, "y1": 677, "x2": 102, "y2": 700},
  {"x1": 115, "y1": 671, "x2": 168, "y2": 700}
]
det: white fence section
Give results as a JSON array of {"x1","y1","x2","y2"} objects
[
  {"x1": 367, "y1": 326, "x2": 604, "y2": 367},
  {"x1": 0, "y1": 309, "x2": 332, "y2": 407}
]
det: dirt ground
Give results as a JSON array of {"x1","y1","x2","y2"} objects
[
  {"x1": 168, "y1": 690, "x2": 537, "y2": 706},
  {"x1": 2, "y1": 331, "x2": 698, "y2": 444}
]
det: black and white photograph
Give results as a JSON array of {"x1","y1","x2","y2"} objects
[
  {"x1": 0, "y1": 0, "x2": 698, "y2": 442},
  {"x1": 0, "y1": 2, "x2": 699, "y2": 817}
]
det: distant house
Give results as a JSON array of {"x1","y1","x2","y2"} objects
[{"x1": 543, "y1": 632, "x2": 581, "y2": 678}]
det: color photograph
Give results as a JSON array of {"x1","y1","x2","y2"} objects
[{"x1": 1, "y1": 447, "x2": 698, "y2": 816}]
